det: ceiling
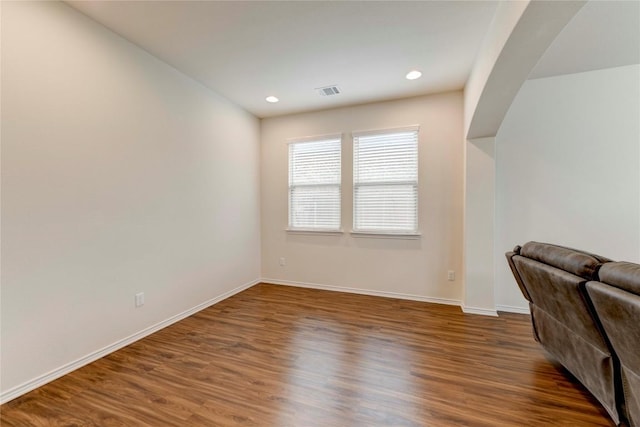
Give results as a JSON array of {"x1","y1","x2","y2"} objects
[
  {"x1": 65, "y1": 1, "x2": 639, "y2": 119},
  {"x1": 530, "y1": 0, "x2": 640, "y2": 79},
  {"x1": 67, "y1": 1, "x2": 498, "y2": 118}
]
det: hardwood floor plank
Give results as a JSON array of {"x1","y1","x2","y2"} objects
[{"x1": 1, "y1": 283, "x2": 613, "y2": 426}]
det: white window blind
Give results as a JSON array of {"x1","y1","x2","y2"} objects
[
  {"x1": 289, "y1": 137, "x2": 341, "y2": 230},
  {"x1": 353, "y1": 127, "x2": 418, "y2": 233}
]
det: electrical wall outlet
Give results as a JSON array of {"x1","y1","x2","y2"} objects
[
  {"x1": 279, "y1": 257, "x2": 286, "y2": 266},
  {"x1": 135, "y1": 292, "x2": 145, "y2": 307},
  {"x1": 447, "y1": 271, "x2": 455, "y2": 281}
]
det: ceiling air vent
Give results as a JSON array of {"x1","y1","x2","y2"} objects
[{"x1": 316, "y1": 85, "x2": 341, "y2": 96}]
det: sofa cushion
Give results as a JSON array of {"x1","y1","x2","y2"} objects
[
  {"x1": 599, "y1": 262, "x2": 640, "y2": 295},
  {"x1": 520, "y1": 241, "x2": 611, "y2": 280}
]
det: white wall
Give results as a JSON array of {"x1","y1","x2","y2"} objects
[
  {"x1": 495, "y1": 64, "x2": 640, "y2": 310},
  {"x1": 1, "y1": 1, "x2": 261, "y2": 399},
  {"x1": 463, "y1": 137, "x2": 496, "y2": 315},
  {"x1": 261, "y1": 93, "x2": 464, "y2": 302}
]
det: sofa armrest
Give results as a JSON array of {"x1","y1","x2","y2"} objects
[{"x1": 506, "y1": 245, "x2": 532, "y2": 302}]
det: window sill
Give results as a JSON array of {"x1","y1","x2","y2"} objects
[
  {"x1": 286, "y1": 228, "x2": 344, "y2": 236},
  {"x1": 350, "y1": 231, "x2": 422, "y2": 240}
]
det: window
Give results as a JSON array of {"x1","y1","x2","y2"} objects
[
  {"x1": 288, "y1": 136, "x2": 342, "y2": 231},
  {"x1": 353, "y1": 127, "x2": 419, "y2": 234}
]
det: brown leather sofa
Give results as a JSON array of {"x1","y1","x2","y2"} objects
[
  {"x1": 506, "y1": 242, "x2": 620, "y2": 424},
  {"x1": 587, "y1": 262, "x2": 640, "y2": 427}
]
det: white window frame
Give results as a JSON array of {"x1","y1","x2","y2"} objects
[
  {"x1": 352, "y1": 125, "x2": 420, "y2": 237},
  {"x1": 287, "y1": 134, "x2": 343, "y2": 233}
]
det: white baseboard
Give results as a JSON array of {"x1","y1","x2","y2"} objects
[
  {"x1": 496, "y1": 304, "x2": 530, "y2": 314},
  {"x1": 461, "y1": 305, "x2": 499, "y2": 317},
  {"x1": 0, "y1": 278, "x2": 260, "y2": 405},
  {"x1": 261, "y1": 278, "x2": 461, "y2": 307}
]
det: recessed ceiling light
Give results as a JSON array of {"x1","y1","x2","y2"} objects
[
  {"x1": 406, "y1": 70, "x2": 422, "y2": 80},
  {"x1": 265, "y1": 96, "x2": 279, "y2": 103}
]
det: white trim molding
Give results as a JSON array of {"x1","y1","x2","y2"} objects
[
  {"x1": 496, "y1": 304, "x2": 530, "y2": 315},
  {"x1": 350, "y1": 231, "x2": 421, "y2": 240},
  {"x1": 286, "y1": 132, "x2": 343, "y2": 144},
  {"x1": 262, "y1": 278, "x2": 461, "y2": 307},
  {"x1": 461, "y1": 304, "x2": 499, "y2": 317},
  {"x1": 0, "y1": 279, "x2": 260, "y2": 404},
  {"x1": 286, "y1": 228, "x2": 344, "y2": 236},
  {"x1": 352, "y1": 124, "x2": 420, "y2": 138}
]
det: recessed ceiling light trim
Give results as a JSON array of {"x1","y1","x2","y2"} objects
[
  {"x1": 265, "y1": 96, "x2": 279, "y2": 103},
  {"x1": 406, "y1": 70, "x2": 422, "y2": 80}
]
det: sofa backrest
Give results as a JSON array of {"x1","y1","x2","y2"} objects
[
  {"x1": 587, "y1": 262, "x2": 640, "y2": 427},
  {"x1": 520, "y1": 241, "x2": 611, "y2": 279},
  {"x1": 511, "y1": 242, "x2": 610, "y2": 352}
]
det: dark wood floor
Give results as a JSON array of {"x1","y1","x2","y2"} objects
[{"x1": 1, "y1": 283, "x2": 613, "y2": 426}]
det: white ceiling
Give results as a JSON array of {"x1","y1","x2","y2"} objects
[
  {"x1": 67, "y1": 1, "x2": 498, "y2": 118},
  {"x1": 530, "y1": 0, "x2": 640, "y2": 79},
  {"x1": 65, "y1": 1, "x2": 639, "y2": 119}
]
